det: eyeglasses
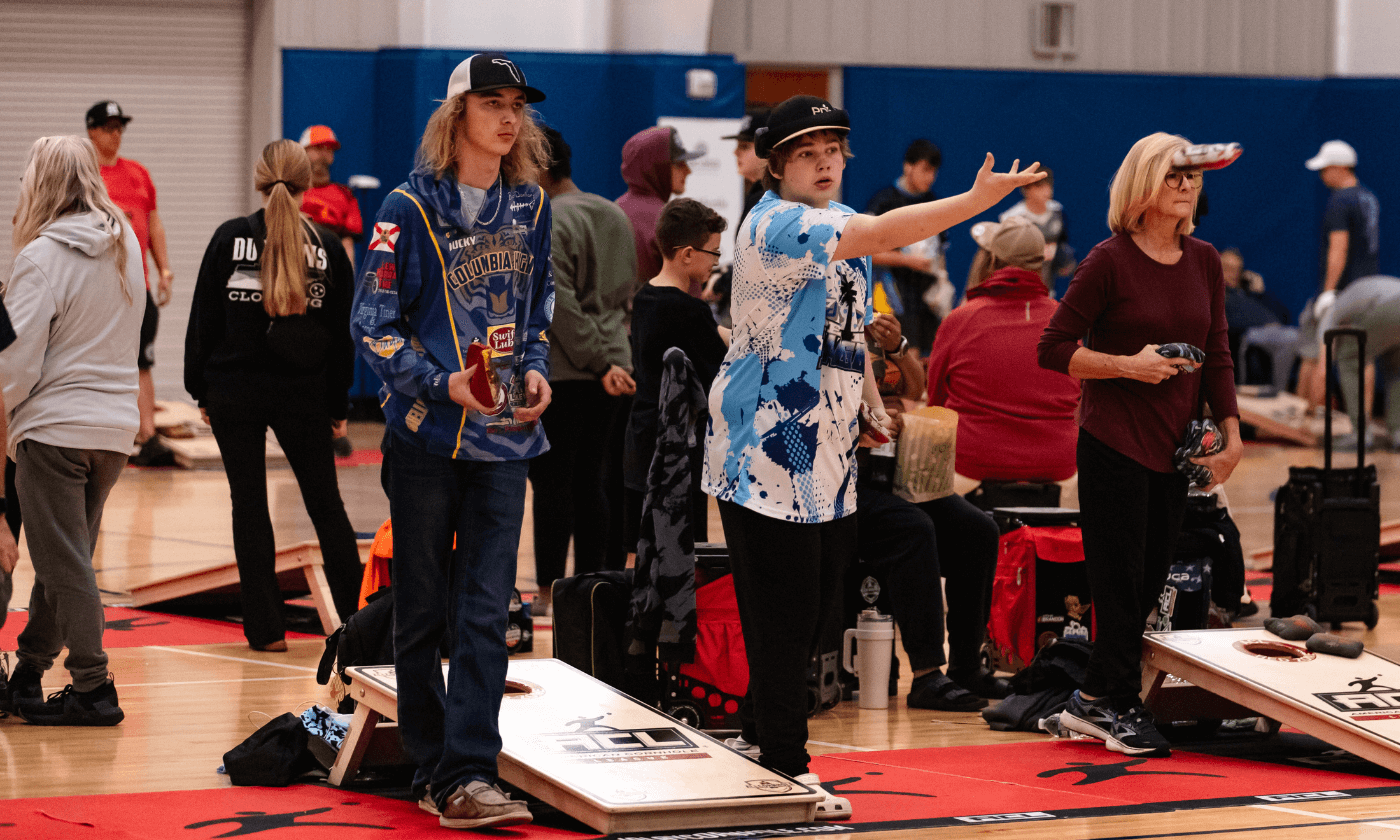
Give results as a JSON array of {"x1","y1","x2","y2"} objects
[
  {"x1": 1165, "y1": 170, "x2": 1203, "y2": 189},
  {"x1": 692, "y1": 246, "x2": 722, "y2": 257}
]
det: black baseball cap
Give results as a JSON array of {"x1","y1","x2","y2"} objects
[
  {"x1": 754, "y1": 95, "x2": 849, "y2": 158},
  {"x1": 722, "y1": 108, "x2": 770, "y2": 143},
  {"x1": 85, "y1": 100, "x2": 132, "y2": 129},
  {"x1": 446, "y1": 52, "x2": 545, "y2": 103}
]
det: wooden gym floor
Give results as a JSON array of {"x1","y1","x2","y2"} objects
[{"x1": 4, "y1": 421, "x2": 1400, "y2": 838}]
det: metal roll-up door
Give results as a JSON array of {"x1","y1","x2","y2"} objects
[{"x1": 0, "y1": 0, "x2": 250, "y2": 404}]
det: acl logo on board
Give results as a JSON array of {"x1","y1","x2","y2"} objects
[
  {"x1": 532, "y1": 726, "x2": 705, "y2": 763},
  {"x1": 1315, "y1": 675, "x2": 1400, "y2": 719},
  {"x1": 954, "y1": 812, "x2": 1055, "y2": 823}
]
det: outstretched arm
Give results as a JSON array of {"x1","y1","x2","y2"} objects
[{"x1": 833, "y1": 154, "x2": 1044, "y2": 262}]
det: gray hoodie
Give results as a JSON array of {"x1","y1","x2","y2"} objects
[{"x1": 2, "y1": 211, "x2": 144, "y2": 458}]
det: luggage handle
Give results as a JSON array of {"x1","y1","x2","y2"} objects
[{"x1": 1322, "y1": 327, "x2": 1367, "y2": 474}]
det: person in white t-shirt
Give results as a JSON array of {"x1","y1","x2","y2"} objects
[{"x1": 702, "y1": 94, "x2": 1044, "y2": 820}]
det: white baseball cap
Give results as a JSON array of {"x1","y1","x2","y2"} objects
[{"x1": 1305, "y1": 140, "x2": 1357, "y2": 171}]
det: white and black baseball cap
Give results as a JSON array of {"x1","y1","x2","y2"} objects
[
  {"x1": 754, "y1": 95, "x2": 849, "y2": 159},
  {"x1": 85, "y1": 100, "x2": 132, "y2": 129},
  {"x1": 446, "y1": 53, "x2": 545, "y2": 103},
  {"x1": 1305, "y1": 139, "x2": 1357, "y2": 171}
]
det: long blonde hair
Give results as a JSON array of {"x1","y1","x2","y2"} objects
[
  {"x1": 1107, "y1": 132, "x2": 1196, "y2": 236},
  {"x1": 416, "y1": 92, "x2": 550, "y2": 186},
  {"x1": 254, "y1": 139, "x2": 312, "y2": 317},
  {"x1": 11, "y1": 135, "x2": 133, "y2": 303}
]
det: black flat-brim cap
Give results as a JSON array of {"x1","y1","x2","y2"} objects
[
  {"x1": 754, "y1": 95, "x2": 849, "y2": 158},
  {"x1": 446, "y1": 52, "x2": 546, "y2": 103},
  {"x1": 85, "y1": 100, "x2": 132, "y2": 129}
]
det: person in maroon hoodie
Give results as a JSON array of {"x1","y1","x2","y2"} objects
[
  {"x1": 1038, "y1": 132, "x2": 1242, "y2": 759},
  {"x1": 616, "y1": 126, "x2": 703, "y2": 293},
  {"x1": 927, "y1": 215, "x2": 1079, "y2": 484}
]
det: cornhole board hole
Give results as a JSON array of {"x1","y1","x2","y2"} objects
[
  {"x1": 126, "y1": 539, "x2": 370, "y2": 634},
  {"x1": 333, "y1": 659, "x2": 823, "y2": 833},
  {"x1": 1143, "y1": 628, "x2": 1400, "y2": 774}
]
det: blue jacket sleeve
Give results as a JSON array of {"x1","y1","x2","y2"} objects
[
  {"x1": 350, "y1": 194, "x2": 453, "y2": 404},
  {"x1": 520, "y1": 193, "x2": 554, "y2": 380}
]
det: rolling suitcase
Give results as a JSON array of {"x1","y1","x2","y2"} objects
[
  {"x1": 1269, "y1": 328, "x2": 1381, "y2": 627},
  {"x1": 552, "y1": 569, "x2": 635, "y2": 689}
]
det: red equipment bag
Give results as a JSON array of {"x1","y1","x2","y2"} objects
[
  {"x1": 661, "y1": 573, "x2": 749, "y2": 730},
  {"x1": 986, "y1": 524, "x2": 1094, "y2": 673}
]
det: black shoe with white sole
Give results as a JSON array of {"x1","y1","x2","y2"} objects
[{"x1": 1060, "y1": 691, "x2": 1170, "y2": 757}]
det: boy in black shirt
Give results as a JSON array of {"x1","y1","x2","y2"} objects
[{"x1": 623, "y1": 199, "x2": 730, "y2": 551}]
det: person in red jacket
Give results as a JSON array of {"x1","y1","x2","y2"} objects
[
  {"x1": 926, "y1": 215, "x2": 1079, "y2": 483},
  {"x1": 298, "y1": 125, "x2": 364, "y2": 268}
]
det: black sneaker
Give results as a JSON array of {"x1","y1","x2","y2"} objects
[
  {"x1": 1, "y1": 662, "x2": 43, "y2": 715},
  {"x1": 22, "y1": 679, "x2": 125, "y2": 726},
  {"x1": 129, "y1": 437, "x2": 177, "y2": 468},
  {"x1": 949, "y1": 666, "x2": 1013, "y2": 700},
  {"x1": 907, "y1": 672, "x2": 987, "y2": 711},
  {"x1": 1060, "y1": 691, "x2": 1170, "y2": 757}
]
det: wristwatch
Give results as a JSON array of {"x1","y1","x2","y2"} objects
[{"x1": 888, "y1": 336, "x2": 909, "y2": 358}]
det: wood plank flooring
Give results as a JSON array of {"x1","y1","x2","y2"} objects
[{"x1": 4, "y1": 422, "x2": 1400, "y2": 839}]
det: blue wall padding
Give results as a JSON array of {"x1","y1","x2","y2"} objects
[
  {"x1": 843, "y1": 66, "x2": 1400, "y2": 320},
  {"x1": 285, "y1": 49, "x2": 1400, "y2": 399},
  {"x1": 283, "y1": 48, "x2": 744, "y2": 397}
]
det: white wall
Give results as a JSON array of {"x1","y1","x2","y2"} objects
[{"x1": 1334, "y1": 0, "x2": 1400, "y2": 76}]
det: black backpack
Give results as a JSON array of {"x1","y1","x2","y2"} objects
[{"x1": 317, "y1": 587, "x2": 395, "y2": 709}]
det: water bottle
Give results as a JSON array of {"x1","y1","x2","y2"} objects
[{"x1": 843, "y1": 609, "x2": 895, "y2": 710}]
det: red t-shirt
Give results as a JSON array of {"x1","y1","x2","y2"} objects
[
  {"x1": 926, "y1": 267, "x2": 1081, "y2": 481},
  {"x1": 301, "y1": 184, "x2": 363, "y2": 240},
  {"x1": 101, "y1": 158, "x2": 156, "y2": 281}
]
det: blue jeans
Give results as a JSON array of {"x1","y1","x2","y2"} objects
[{"x1": 381, "y1": 430, "x2": 529, "y2": 801}]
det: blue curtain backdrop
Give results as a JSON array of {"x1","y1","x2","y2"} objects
[
  {"x1": 283, "y1": 48, "x2": 744, "y2": 397},
  {"x1": 842, "y1": 66, "x2": 1400, "y2": 319},
  {"x1": 284, "y1": 49, "x2": 1400, "y2": 398}
]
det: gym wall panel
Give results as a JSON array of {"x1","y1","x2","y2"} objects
[
  {"x1": 841, "y1": 66, "x2": 1344, "y2": 318},
  {"x1": 0, "y1": 0, "x2": 252, "y2": 404}
]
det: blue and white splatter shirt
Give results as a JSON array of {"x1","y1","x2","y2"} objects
[{"x1": 702, "y1": 191, "x2": 872, "y2": 524}]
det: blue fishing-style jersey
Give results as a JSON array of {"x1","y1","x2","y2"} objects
[{"x1": 351, "y1": 168, "x2": 554, "y2": 461}]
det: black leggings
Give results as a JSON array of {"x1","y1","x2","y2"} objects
[
  {"x1": 718, "y1": 500, "x2": 855, "y2": 778},
  {"x1": 1076, "y1": 430, "x2": 1188, "y2": 701},
  {"x1": 206, "y1": 383, "x2": 361, "y2": 646}
]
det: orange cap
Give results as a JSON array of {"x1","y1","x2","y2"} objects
[{"x1": 299, "y1": 125, "x2": 340, "y2": 150}]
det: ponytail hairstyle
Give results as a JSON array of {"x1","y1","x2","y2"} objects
[
  {"x1": 254, "y1": 139, "x2": 313, "y2": 317},
  {"x1": 12, "y1": 135, "x2": 134, "y2": 304}
]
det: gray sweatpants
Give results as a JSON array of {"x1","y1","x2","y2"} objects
[
  {"x1": 1319, "y1": 276, "x2": 1400, "y2": 440},
  {"x1": 13, "y1": 440, "x2": 126, "y2": 691}
]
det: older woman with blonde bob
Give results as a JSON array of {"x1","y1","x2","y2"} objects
[
  {"x1": 1, "y1": 135, "x2": 144, "y2": 725},
  {"x1": 1038, "y1": 132, "x2": 1241, "y2": 758}
]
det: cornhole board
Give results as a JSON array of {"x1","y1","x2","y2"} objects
[
  {"x1": 1251, "y1": 518, "x2": 1400, "y2": 565},
  {"x1": 1235, "y1": 388, "x2": 1355, "y2": 447},
  {"x1": 333, "y1": 659, "x2": 823, "y2": 833},
  {"x1": 1143, "y1": 628, "x2": 1400, "y2": 774},
  {"x1": 126, "y1": 538, "x2": 370, "y2": 634}
]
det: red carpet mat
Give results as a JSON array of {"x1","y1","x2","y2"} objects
[
  {"x1": 1246, "y1": 569, "x2": 1400, "y2": 604},
  {"x1": 0, "y1": 784, "x2": 597, "y2": 840},
  {"x1": 6, "y1": 740, "x2": 1400, "y2": 839},
  {"x1": 0, "y1": 607, "x2": 320, "y2": 650},
  {"x1": 335, "y1": 449, "x2": 383, "y2": 467}
]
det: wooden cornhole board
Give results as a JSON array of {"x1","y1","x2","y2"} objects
[
  {"x1": 151, "y1": 399, "x2": 287, "y2": 469},
  {"x1": 1143, "y1": 628, "x2": 1400, "y2": 774},
  {"x1": 1251, "y1": 518, "x2": 1400, "y2": 565},
  {"x1": 1235, "y1": 388, "x2": 1354, "y2": 447},
  {"x1": 126, "y1": 538, "x2": 370, "y2": 634},
  {"x1": 332, "y1": 659, "x2": 823, "y2": 833}
]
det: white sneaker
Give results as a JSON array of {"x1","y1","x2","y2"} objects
[
  {"x1": 723, "y1": 736, "x2": 761, "y2": 757},
  {"x1": 794, "y1": 773, "x2": 852, "y2": 821}
]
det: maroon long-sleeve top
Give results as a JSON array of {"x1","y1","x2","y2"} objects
[{"x1": 1037, "y1": 232, "x2": 1238, "y2": 473}]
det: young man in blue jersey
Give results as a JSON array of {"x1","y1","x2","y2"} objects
[{"x1": 351, "y1": 52, "x2": 553, "y2": 830}]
